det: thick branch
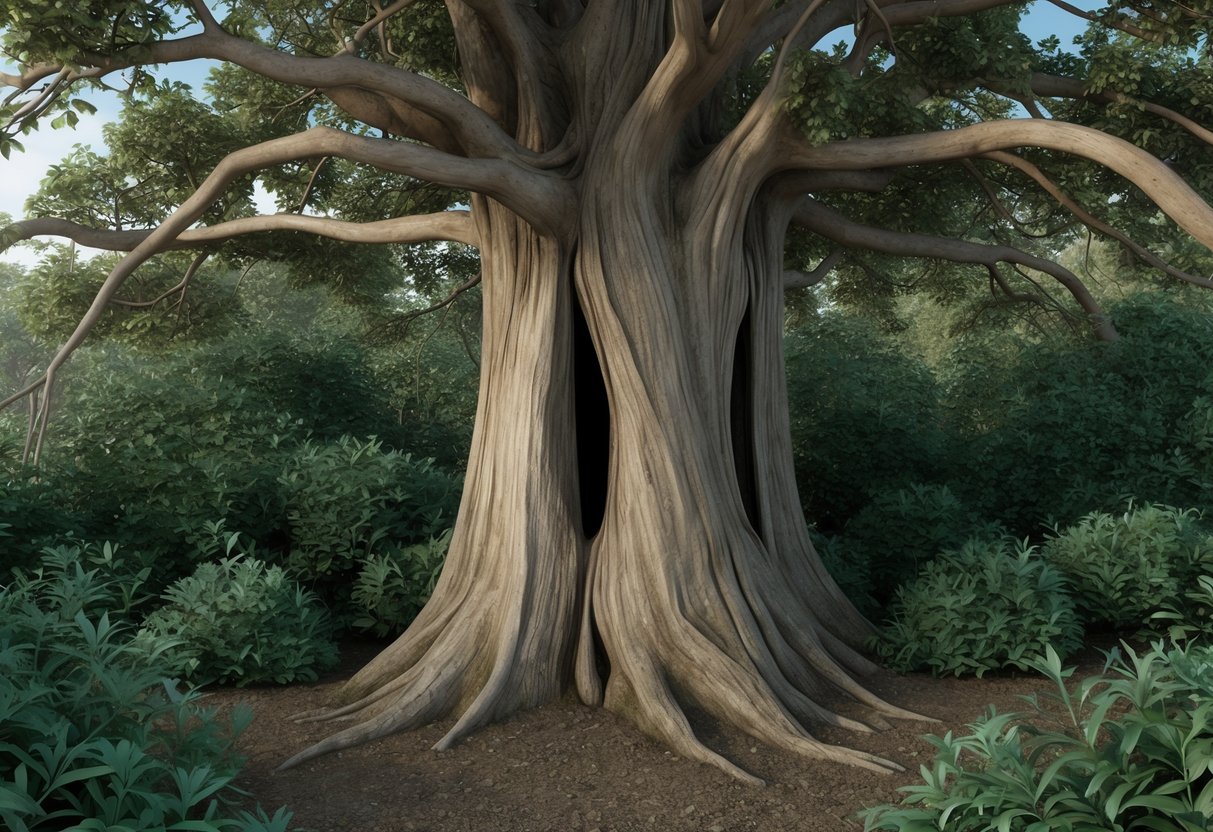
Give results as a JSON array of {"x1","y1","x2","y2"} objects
[
  {"x1": 979, "y1": 150, "x2": 1213, "y2": 290},
  {"x1": 785, "y1": 250, "x2": 843, "y2": 289},
  {"x1": 778, "y1": 119, "x2": 1213, "y2": 251},
  {"x1": 1024, "y1": 73, "x2": 1213, "y2": 148},
  {"x1": 792, "y1": 197, "x2": 1119, "y2": 340},
  {"x1": 2, "y1": 27, "x2": 527, "y2": 161},
  {"x1": 5, "y1": 211, "x2": 479, "y2": 253}
]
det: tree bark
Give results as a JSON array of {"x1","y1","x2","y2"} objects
[{"x1": 282, "y1": 197, "x2": 586, "y2": 765}]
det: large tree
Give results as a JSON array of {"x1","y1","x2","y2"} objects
[{"x1": 4, "y1": 0, "x2": 1213, "y2": 782}]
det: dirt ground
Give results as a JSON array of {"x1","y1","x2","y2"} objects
[{"x1": 210, "y1": 639, "x2": 1107, "y2": 832}]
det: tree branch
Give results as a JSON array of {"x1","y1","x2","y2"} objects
[
  {"x1": 379, "y1": 272, "x2": 483, "y2": 339},
  {"x1": 4, "y1": 211, "x2": 480, "y2": 253},
  {"x1": 785, "y1": 250, "x2": 843, "y2": 289},
  {"x1": 1042, "y1": 0, "x2": 1166, "y2": 42},
  {"x1": 979, "y1": 150, "x2": 1213, "y2": 290},
  {"x1": 111, "y1": 252, "x2": 211, "y2": 309},
  {"x1": 1, "y1": 25, "x2": 532, "y2": 162},
  {"x1": 1, "y1": 123, "x2": 552, "y2": 460},
  {"x1": 777, "y1": 118, "x2": 1213, "y2": 251},
  {"x1": 1024, "y1": 73, "x2": 1213, "y2": 148},
  {"x1": 791, "y1": 196, "x2": 1119, "y2": 340}
]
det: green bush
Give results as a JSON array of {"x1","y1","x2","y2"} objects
[
  {"x1": 786, "y1": 313, "x2": 948, "y2": 529},
  {"x1": 841, "y1": 484, "x2": 1006, "y2": 603},
  {"x1": 810, "y1": 530, "x2": 877, "y2": 618},
  {"x1": 350, "y1": 529, "x2": 451, "y2": 636},
  {"x1": 137, "y1": 554, "x2": 338, "y2": 686},
  {"x1": 863, "y1": 643, "x2": 1213, "y2": 831},
  {"x1": 943, "y1": 294, "x2": 1213, "y2": 532},
  {"x1": 1042, "y1": 504, "x2": 1213, "y2": 630},
  {"x1": 1152, "y1": 573, "x2": 1213, "y2": 644},
  {"x1": 0, "y1": 550, "x2": 291, "y2": 831},
  {"x1": 279, "y1": 436, "x2": 458, "y2": 585},
  {"x1": 873, "y1": 539, "x2": 1082, "y2": 677}
]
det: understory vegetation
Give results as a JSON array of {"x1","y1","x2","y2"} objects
[{"x1": 3, "y1": 257, "x2": 1212, "y2": 825}]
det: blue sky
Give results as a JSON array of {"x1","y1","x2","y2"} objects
[{"x1": 0, "y1": 1, "x2": 1095, "y2": 267}]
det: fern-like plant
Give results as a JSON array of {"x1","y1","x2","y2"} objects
[{"x1": 863, "y1": 643, "x2": 1213, "y2": 831}]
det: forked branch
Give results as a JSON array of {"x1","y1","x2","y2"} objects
[
  {"x1": 979, "y1": 150, "x2": 1213, "y2": 290},
  {"x1": 778, "y1": 119, "x2": 1213, "y2": 250},
  {"x1": 791, "y1": 197, "x2": 1119, "y2": 340}
]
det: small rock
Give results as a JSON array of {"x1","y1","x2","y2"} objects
[{"x1": 683, "y1": 805, "x2": 696, "y2": 816}]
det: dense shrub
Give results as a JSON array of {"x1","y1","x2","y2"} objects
[
  {"x1": 841, "y1": 484, "x2": 1006, "y2": 603},
  {"x1": 863, "y1": 643, "x2": 1213, "y2": 831},
  {"x1": 278, "y1": 436, "x2": 457, "y2": 585},
  {"x1": 810, "y1": 530, "x2": 877, "y2": 618},
  {"x1": 943, "y1": 294, "x2": 1213, "y2": 532},
  {"x1": 350, "y1": 530, "x2": 451, "y2": 636},
  {"x1": 786, "y1": 313, "x2": 947, "y2": 529},
  {"x1": 0, "y1": 550, "x2": 291, "y2": 831},
  {"x1": 873, "y1": 539, "x2": 1082, "y2": 677},
  {"x1": 12, "y1": 341, "x2": 462, "y2": 603},
  {"x1": 1042, "y1": 504, "x2": 1213, "y2": 630},
  {"x1": 1153, "y1": 574, "x2": 1213, "y2": 644},
  {"x1": 137, "y1": 555, "x2": 338, "y2": 686},
  {"x1": 0, "y1": 473, "x2": 83, "y2": 571}
]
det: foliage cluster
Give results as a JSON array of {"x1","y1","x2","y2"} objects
[
  {"x1": 798, "y1": 293, "x2": 1213, "y2": 649},
  {"x1": 136, "y1": 547, "x2": 338, "y2": 687},
  {"x1": 0, "y1": 326, "x2": 463, "y2": 634},
  {"x1": 863, "y1": 644, "x2": 1213, "y2": 831},
  {"x1": 872, "y1": 503, "x2": 1213, "y2": 676},
  {"x1": 0, "y1": 544, "x2": 291, "y2": 831},
  {"x1": 1042, "y1": 504, "x2": 1213, "y2": 630},
  {"x1": 873, "y1": 539, "x2": 1082, "y2": 678}
]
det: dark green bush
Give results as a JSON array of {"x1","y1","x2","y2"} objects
[
  {"x1": 350, "y1": 529, "x2": 451, "y2": 636},
  {"x1": 1153, "y1": 574, "x2": 1213, "y2": 644},
  {"x1": 278, "y1": 436, "x2": 458, "y2": 597},
  {"x1": 873, "y1": 538, "x2": 1081, "y2": 677},
  {"x1": 841, "y1": 483, "x2": 1006, "y2": 604},
  {"x1": 786, "y1": 313, "x2": 947, "y2": 529},
  {"x1": 1042, "y1": 504, "x2": 1213, "y2": 630},
  {"x1": 943, "y1": 294, "x2": 1213, "y2": 532},
  {"x1": 863, "y1": 643, "x2": 1213, "y2": 831},
  {"x1": 810, "y1": 530, "x2": 877, "y2": 618},
  {"x1": 137, "y1": 554, "x2": 338, "y2": 686},
  {"x1": 0, "y1": 550, "x2": 291, "y2": 831}
]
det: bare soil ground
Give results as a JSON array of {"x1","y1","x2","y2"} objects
[{"x1": 210, "y1": 639, "x2": 1108, "y2": 832}]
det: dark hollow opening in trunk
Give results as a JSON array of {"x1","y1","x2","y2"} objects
[
  {"x1": 573, "y1": 291, "x2": 610, "y2": 539},
  {"x1": 731, "y1": 305, "x2": 761, "y2": 535}
]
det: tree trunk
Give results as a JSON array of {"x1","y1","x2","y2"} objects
[
  {"x1": 282, "y1": 198, "x2": 588, "y2": 764},
  {"x1": 282, "y1": 5, "x2": 929, "y2": 783}
]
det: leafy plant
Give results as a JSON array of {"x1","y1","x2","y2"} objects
[
  {"x1": 863, "y1": 643, "x2": 1213, "y2": 831},
  {"x1": 350, "y1": 529, "x2": 451, "y2": 636},
  {"x1": 841, "y1": 483, "x2": 1007, "y2": 605},
  {"x1": 873, "y1": 538, "x2": 1082, "y2": 677},
  {"x1": 278, "y1": 436, "x2": 458, "y2": 586},
  {"x1": 1153, "y1": 574, "x2": 1213, "y2": 644},
  {"x1": 1042, "y1": 503, "x2": 1213, "y2": 630},
  {"x1": 0, "y1": 550, "x2": 292, "y2": 831},
  {"x1": 810, "y1": 529, "x2": 877, "y2": 618},
  {"x1": 785, "y1": 313, "x2": 948, "y2": 529},
  {"x1": 136, "y1": 553, "x2": 338, "y2": 686}
]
